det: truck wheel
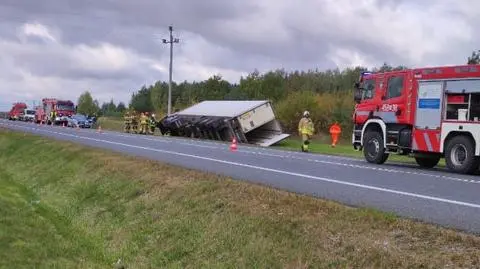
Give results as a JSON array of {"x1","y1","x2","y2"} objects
[
  {"x1": 363, "y1": 131, "x2": 389, "y2": 164},
  {"x1": 445, "y1": 136, "x2": 480, "y2": 174},
  {"x1": 415, "y1": 156, "x2": 440, "y2": 168}
]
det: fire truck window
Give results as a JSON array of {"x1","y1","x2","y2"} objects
[
  {"x1": 362, "y1": 79, "x2": 375, "y2": 100},
  {"x1": 386, "y1": 76, "x2": 404, "y2": 99}
]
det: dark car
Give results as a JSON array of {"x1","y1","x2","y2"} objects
[{"x1": 69, "y1": 114, "x2": 92, "y2": 128}]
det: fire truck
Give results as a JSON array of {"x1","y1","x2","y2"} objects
[
  {"x1": 352, "y1": 64, "x2": 480, "y2": 174},
  {"x1": 8, "y1": 102, "x2": 27, "y2": 120},
  {"x1": 35, "y1": 98, "x2": 75, "y2": 125}
]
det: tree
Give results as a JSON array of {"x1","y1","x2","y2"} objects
[
  {"x1": 76, "y1": 91, "x2": 98, "y2": 116},
  {"x1": 117, "y1": 102, "x2": 126, "y2": 112},
  {"x1": 468, "y1": 50, "x2": 480, "y2": 64}
]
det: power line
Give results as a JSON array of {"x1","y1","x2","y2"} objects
[{"x1": 162, "y1": 25, "x2": 179, "y2": 116}]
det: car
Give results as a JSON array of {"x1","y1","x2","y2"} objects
[{"x1": 67, "y1": 114, "x2": 92, "y2": 128}]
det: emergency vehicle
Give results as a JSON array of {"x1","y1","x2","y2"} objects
[
  {"x1": 35, "y1": 98, "x2": 75, "y2": 125},
  {"x1": 8, "y1": 102, "x2": 27, "y2": 120},
  {"x1": 352, "y1": 64, "x2": 480, "y2": 174}
]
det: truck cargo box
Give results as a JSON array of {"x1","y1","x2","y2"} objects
[{"x1": 160, "y1": 100, "x2": 290, "y2": 147}]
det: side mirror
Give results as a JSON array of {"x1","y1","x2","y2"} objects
[{"x1": 354, "y1": 84, "x2": 362, "y2": 104}]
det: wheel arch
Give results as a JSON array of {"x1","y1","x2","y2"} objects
[
  {"x1": 442, "y1": 131, "x2": 478, "y2": 156},
  {"x1": 360, "y1": 119, "x2": 387, "y2": 147}
]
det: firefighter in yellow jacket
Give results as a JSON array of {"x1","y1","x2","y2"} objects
[
  {"x1": 123, "y1": 111, "x2": 131, "y2": 133},
  {"x1": 298, "y1": 110, "x2": 314, "y2": 152},
  {"x1": 139, "y1": 112, "x2": 148, "y2": 134}
]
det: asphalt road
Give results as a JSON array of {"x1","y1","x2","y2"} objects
[{"x1": 2, "y1": 119, "x2": 480, "y2": 233}]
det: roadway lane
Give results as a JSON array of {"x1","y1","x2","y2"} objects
[{"x1": 2, "y1": 119, "x2": 480, "y2": 233}]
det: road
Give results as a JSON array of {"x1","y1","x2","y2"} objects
[{"x1": 2, "y1": 119, "x2": 480, "y2": 233}]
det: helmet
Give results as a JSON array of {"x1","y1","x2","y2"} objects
[
  {"x1": 303, "y1": 111, "x2": 310, "y2": 117},
  {"x1": 151, "y1": 114, "x2": 155, "y2": 117}
]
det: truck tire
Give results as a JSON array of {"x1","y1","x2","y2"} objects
[
  {"x1": 415, "y1": 156, "x2": 440, "y2": 168},
  {"x1": 445, "y1": 135, "x2": 480, "y2": 174},
  {"x1": 363, "y1": 131, "x2": 389, "y2": 164}
]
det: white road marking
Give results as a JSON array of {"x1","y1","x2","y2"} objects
[
  {"x1": 3, "y1": 121, "x2": 480, "y2": 185},
  {"x1": 4, "y1": 121, "x2": 480, "y2": 209}
]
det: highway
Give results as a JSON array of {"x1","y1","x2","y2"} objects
[{"x1": 2, "y1": 119, "x2": 480, "y2": 233}]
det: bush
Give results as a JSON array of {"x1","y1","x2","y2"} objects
[{"x1": 275, "y1": 91, "x2": 353, "y2": 137}]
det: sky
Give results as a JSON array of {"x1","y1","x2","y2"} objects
[{"x1": 1, "y1": 0, "x2": 479, "y2": 111}]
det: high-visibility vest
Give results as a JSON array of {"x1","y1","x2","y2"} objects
[
  {"x1": 140, "y1": 115, "x2": 147, "y2": 124},
  {"x1": 329, "y1": 124, "x2": 341, "y2": 134},
  {"x1": 298, "y1": 118, "x2": 314, "y2": 135}
]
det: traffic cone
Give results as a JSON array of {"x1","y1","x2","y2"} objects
[
  {"x1": 63, "y1": 122, "x2": 66, "y2": 128},
  {"x1": 230, "y1": 137, "x2": 238, "y2": 152},
  {"x1": 97, "y1": 125, "x2": 102, "y2": 133}
]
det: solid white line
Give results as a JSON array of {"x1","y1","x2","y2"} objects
[
  {"x1": 8, "y1": 123, "x2": 480, "y2": 210},
  {"x1": 3, "y1": 120, "x2": 480, "y2": 184}
]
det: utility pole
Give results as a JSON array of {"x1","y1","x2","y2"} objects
[{"x1": 162, "y1": 25, "x2": 180, "y2": 115}]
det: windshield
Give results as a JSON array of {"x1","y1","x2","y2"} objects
[
  {"x1": 73, "y1": 114, "x2": 86, "y2": 121},
  {"x1": 57, "y1": 104, "x2": 74, "y2": 111},
  {"x1": 360, "y1": 79, "x2": 375, "y2": 100},
  {"x1": 26, "y1": 110, "x2": 35, "y2": 115}
]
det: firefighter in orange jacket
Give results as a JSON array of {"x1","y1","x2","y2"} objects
[
  {"x1": 329, "y1": 122, "x2": 341, "y2": 147},
  {"x1": 298, "y1": 111, "x2": 314, "y2": 152}
]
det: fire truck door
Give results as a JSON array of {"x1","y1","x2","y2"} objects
[
  {"x1": 412, "y1": 81, "x2": 444, "y2": 153},
  {"x1": 377, "y1": 74, "x2": 406, "y2": 123},
  {"x1": 414, "y1": 81, "x2": 444, "y2": 130}
]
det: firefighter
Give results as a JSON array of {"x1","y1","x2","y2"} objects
[
  {"x1": 149, "y1": 113, "x2": 156, "y2": 135},
  {"x1": 123, "y1": 111, "x2": 131, "y2": 133},
  {"x1": 329, "y1": 121, "x2": 342, "y2": 147},
  {"x1": 131, "y1": 111, "x2": 138, "y2": 134},
  {"x1": 298, "y1": 110, "x2": 314, "y2": 152},
  {"x1": 139, "y1": 112, "x2": 148, "y2": 134},
  {"x1": 50, "y1": 109, "x2": 56, "y2": 125}
]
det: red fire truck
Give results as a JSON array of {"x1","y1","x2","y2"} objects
[
  {"x1": 35, "y1": 98, "x2": 75, "y2": 125},
  {"x1": 352, "y1": 64, "x2": 480, "y2": 174},
  {"x1": 8, "y1": 102, "x2": 27, "y2": 120}
]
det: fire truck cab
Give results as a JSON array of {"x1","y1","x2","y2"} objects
[
  {"x1": 35, "y1": 98, "x2": 75, "y2": 125},
  {"x1": 352, "y1": 64, "x2": 480, "y2": 174},
  {"x1": 8, "y1": 102, "x2": 27, "y2": 120}
]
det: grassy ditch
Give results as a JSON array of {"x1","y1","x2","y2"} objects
[{"x1": 0, "y1": 129, "x2": 477, "y2": 268}]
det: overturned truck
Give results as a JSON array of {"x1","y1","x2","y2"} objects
[{"x1": 158, "y1": 100, "x2": 290, "y2": 147}]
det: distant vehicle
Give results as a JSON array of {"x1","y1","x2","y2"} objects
[
  {"x1": 8, "y1": 103, "x2": 27, "y2": 121},
  {"x1": 67, "y1": 114, "x2": 92, "y2": 128},
  {"x1": 21, "y1": 109, "x2": 36, "y2": 122},
  {"x1": 35, "y1": 98, "x2": 75, "y2": 125}
]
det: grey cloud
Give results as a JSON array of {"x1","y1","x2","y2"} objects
[{"x1": 1, "y1": 0, "x2": 479, "y2": 106}]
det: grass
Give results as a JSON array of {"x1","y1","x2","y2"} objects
[
  {"x1": 1, "y1": 128, "x2": 480, "y2": 268},
  {"x1": 97, "y1": 117, "x2": 446, "y2": 166}
]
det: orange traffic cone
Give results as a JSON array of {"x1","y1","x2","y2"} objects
[
  {"x1": 230, "y1": 137, "x2": 238, "y2": 152},
  {"x1": 97, "y1": 125, "x2": 102, "y2": 133}
]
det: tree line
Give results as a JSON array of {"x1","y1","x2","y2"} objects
[{"x1": 76, "y1": 51, "x2": 479, "y2": 137}]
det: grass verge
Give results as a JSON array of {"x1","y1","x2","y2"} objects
[{"x1": 0, "y1": 128, "x2": 479, "y2": 268}]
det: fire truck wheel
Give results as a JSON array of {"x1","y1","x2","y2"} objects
[
  {"x1": 445, "y1": 135, "x2": 480, "y2": 174},
  {"x1": 363, "y1": 131, "x2": 389, "y2": 164},
  {"x1": 414, "y1": 156, "x2": 440, "y2": 168}
]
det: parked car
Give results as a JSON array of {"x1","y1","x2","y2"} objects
[{"x1": 67, "y1": 114, "x2": 92, "y2": 128}]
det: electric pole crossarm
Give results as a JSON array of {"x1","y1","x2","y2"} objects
[{"x1": 162, "y1": 25, "x2": 180, "y2": 116}]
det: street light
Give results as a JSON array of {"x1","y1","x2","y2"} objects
[{"x1": 162, "y1": 25, "x2": 180, "y2": 116}]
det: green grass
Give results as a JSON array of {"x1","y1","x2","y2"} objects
[{"x1": 1, "y1": 128, "x2": 480, "y2": 268}]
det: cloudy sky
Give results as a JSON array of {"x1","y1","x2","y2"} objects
[{"x1": 1, "y1": 0, "x2": 479, "y2": 111}]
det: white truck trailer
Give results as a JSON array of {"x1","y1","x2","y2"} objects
[{"x1": 158, "y1": 100, "x2": 290, "y2": 146}]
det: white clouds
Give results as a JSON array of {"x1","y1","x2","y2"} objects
[
  {"x1": 0, "y1": 0, "x2": 479, "y2": 111},
  {"x1": 19, "y1": 22, "x2": 58, "y2": 43}
]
